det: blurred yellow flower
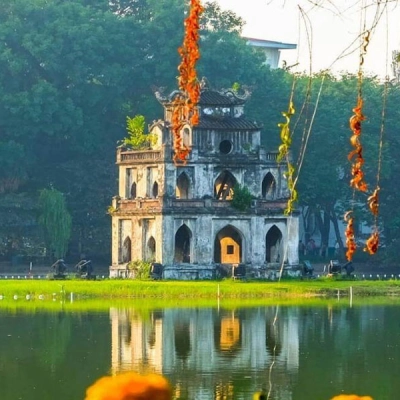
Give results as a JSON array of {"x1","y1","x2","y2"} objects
[
  {"x1": 85, "y1": 372, "x2": 171, "y2": 400},
  {"x1": 331, "y1": 395, "x2": 373, "y2": 400}
]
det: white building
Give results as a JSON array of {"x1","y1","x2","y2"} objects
[{"x1": 244, "y1": 37, "x2": 297, "y2": 69}]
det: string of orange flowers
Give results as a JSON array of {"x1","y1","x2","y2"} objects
[
  {"x1": 171, "y1": 0, "x2": 203, "y2": 165},
  {"x1": 344, "y1": 30, "x2": 370, "y2": 262}
]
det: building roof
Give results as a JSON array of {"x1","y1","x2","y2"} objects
[
  {"x1": 155, "y1": 84, "x2": 250, "y2": 107},
  {"x1": 244, "y1": 37, "x2": 297, "y2": 50},
  {"x1": 197, "y1": 115, "x2": 261, "y2": 131},
  {"x1": 198, "y1": 88, "x2": 247, "y2": 106}
]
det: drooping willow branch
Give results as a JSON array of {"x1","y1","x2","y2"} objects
[{"x1": 171, "y1": 0, "x2": 203, "y2": 165}]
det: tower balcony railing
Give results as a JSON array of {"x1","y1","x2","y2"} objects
[
  {"x1": 117, "y1": 198, "x2": 162, "y2": 211},
  {"x1": 114, "y1": 197, "x2": 289, "y2": 213},
  {"x1": 117, "y1": 147, "x2": 163, "y2": 163}
]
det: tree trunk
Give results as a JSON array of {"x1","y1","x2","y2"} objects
[{"x1": 329, "y1": 203, "x2": 344, "y2": 258}]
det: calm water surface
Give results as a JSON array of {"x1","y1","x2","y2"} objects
[{"x1": 1, "y1": 302, "x2": 400, "y2": 400}]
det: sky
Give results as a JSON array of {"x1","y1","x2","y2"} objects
[{"x1": 214, "y1": 0, "x2": 400, "y2": 78}]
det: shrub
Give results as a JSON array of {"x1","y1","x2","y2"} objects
[
  {"x1": 231, "y1": 184, "x2": 252, "y2": 211},
  {"x1": 127, "y1": 260, "x2": 152, "y2": 280}
]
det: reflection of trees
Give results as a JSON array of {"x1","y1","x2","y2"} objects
[
  {"x1": 294, "y1": 305, "x2": 400, "y2": 399},
  {"x1": 0, "y1": 310, "x2": 111, "y2": 400},
  {"x1": 36, "y1": 313, "x2": 72, "y2": 371}
]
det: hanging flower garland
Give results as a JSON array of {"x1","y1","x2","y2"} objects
[
  {"x1": 171, "y1": 0, "x2": 203, "y2": 165},
  {"x1": 277, "y1": 101, "x2": 297, "y2": 215},
  {"x1": 344, "y1": 30, "x2": 370, "y2": 261},
  {"x1": 344, "y1": 211, "x2": 357, "y2": 261},
  {"x1": 348, "y1": 96, "x2": 368, "y2": 192},
  {"x1": 363, "y1": 70, "x2": 389, "y2": 256},
  {"x1": 365, "y1": 187, "x2": 380, "y2": 255}
]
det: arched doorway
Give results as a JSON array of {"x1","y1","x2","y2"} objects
[
  {"x1": 121, "y1": 236, "x2": 131, "y2": 263},
  {"x1": 214, "y1": 171, "x2": 237, "y2": 200},
  {"x1": 174, "y1": 224, "x2": 191, "y2": 263},
  {"x1": 176, "y1": 172, "x2": 190, "y2": 199},
  {"x1": 265, "y1": 226, "x2": 283, "y2": 263},
  {"x1": 147, "y1": 236, "x2": 156, "y2": 261},
  {"x1": 262, "y1": 172, "x2": 276, "y2": 199},
  {"x1": 214, "y1": 225, "x2": 242, "y2": 264}
]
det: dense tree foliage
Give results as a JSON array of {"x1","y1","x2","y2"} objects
[
  {"x1": 0, "y1": 0, "x2": 399, "y2": 265},
  {"x1": 38, "y1": 187, "x2": 72, "y2": 259}
]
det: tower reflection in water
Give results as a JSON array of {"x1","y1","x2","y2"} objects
[{"x1": 110, "y1": 307, "x2": 299, "y2": 399}]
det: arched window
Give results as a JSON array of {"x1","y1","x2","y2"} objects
[
  {"x1": 265, "y1": 225, "x2": 283, "y2": 263},
  {"x1": 214, "y1": 171, "x2": 237, "y2": 200},
  {"x1": 147, "y1": 236, "x2": 156, "y2": 261},
  {"x1": 174, "y1": 224, "x2": 192, "y2": 263},
  {"x1": 152, "y1": 181, "x2": 159, "y2": 198},
  {"x1": 176, "y1": 172, "x2": 190, "y2": 199},
  {"x1": 262, "y1": 173, "x2": 276, "y2": 199},
  {"x1": 130, "y1": 182, "x2": 137, "y2": 199},
  {"x1": 214, "y1": 225, "x2": 243, "y2": 264}
]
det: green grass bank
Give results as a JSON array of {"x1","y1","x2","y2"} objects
[{"x1": 2, "y1": 278, "x2": 400, "y2": 301}]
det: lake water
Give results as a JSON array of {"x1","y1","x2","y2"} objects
[{"x1": 1, "y1": 301, "x2": 400, "y2": 400}]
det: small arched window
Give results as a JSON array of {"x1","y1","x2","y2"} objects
[
  {"x1": 176, "y1": 172, "x2": 190, "y2": 199},
  {"x1": 147, "y1": 236, "x2": 156, "y2": 261},
  {"x1": 121, "y1": 236, "x2": 131, "y2": 263},
  {"x1": 262, "y1": 173, "x2": 276, "y2": 200},
  {"x1": 214, "y1": 171, "x2": 237, "y2": 200},
  {"x1": 152, "y1": 181, "x2": 159, "y2": 198},
  {"x1": 130, "y1": 182, "x2": 137, "y2": 199}
]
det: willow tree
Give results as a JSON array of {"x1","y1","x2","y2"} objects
[{"x1": 38, "y1": 188, "x2": 72, "y2": 259}]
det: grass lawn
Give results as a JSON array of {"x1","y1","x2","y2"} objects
[{"x1": 1, "y1": 277, "x2": 400, "y2": 302}]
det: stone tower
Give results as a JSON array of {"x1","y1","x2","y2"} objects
[{"x1": 110, "y1": 83, "x2": 299, "y2": 279}]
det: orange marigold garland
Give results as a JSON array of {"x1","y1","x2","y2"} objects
[
  {"x1": 85, "y1": 372, "x2": 172, "y2": 400},
  {"x1": 364, "y1": 231, "x2": 379, "y2": 255},
  {"x1": 348, "y1": 96, "x2": 367, "y2": 192},
  {"x1": 344, "y1": 31, "x2": 371, "y2": 259},
  {"x1": 364, "y1": 187, "x2": 380, "y2": 254},
  {"x1": 344, "y1": 211, "x2": 357, "y2": 262},
  {"x1": 172, "y1": 0, "x2": 203, "y2": 164},
  {"x1": 331, "y1": 395, "x2": 373, "y2": 400}
]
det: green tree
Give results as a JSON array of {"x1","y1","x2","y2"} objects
[
  {"x1": 38, "y1": 187, "x2": 72, "y2": 259},
  {"x1": 122, "y1": 115, "x2": 157, "y2": 149},
  {"x1": 293, "y1": 72, "x2": 395, "y2": 258}
]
